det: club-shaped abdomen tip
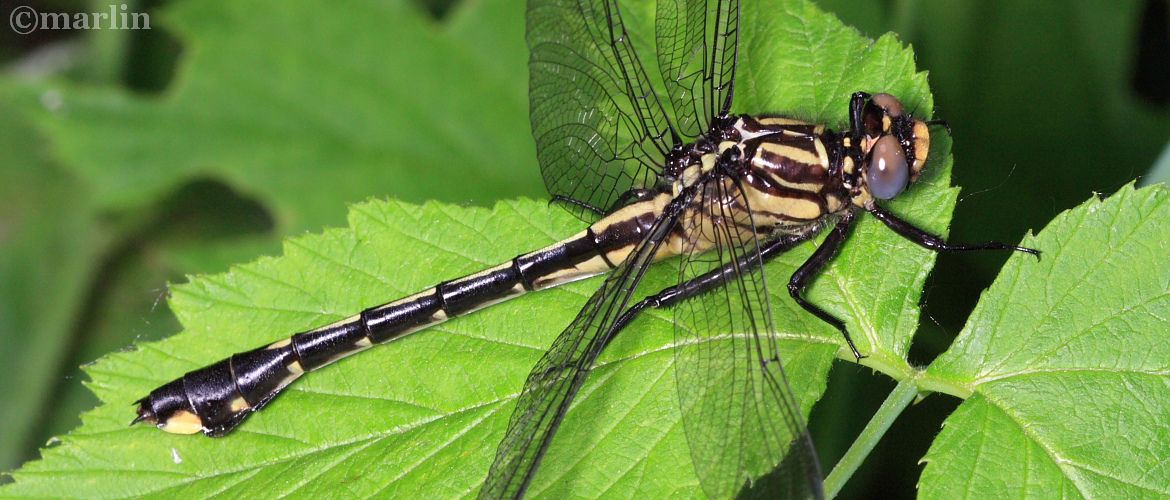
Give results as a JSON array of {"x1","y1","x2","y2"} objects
[
  {"x1": 132, "y1": 381, "x2": 206, "y2": 435},
  {"x1": 131, "y1": 398, "x2": 156, "y2": 427}
]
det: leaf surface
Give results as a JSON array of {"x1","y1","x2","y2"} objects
[
  {"x1": 922, "y1": 184, "x2": 1170, "y2": 498},
  {"x1": 41, "y1": 0, "x2": 542, "y2": 230}
]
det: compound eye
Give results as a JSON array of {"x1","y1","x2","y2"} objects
[
  {"x1": 871, "y1": 93, "x2": 905, "y2": 118},
  {"x1": 867, "y1": 135, "x2": 909, "y2": 199}
]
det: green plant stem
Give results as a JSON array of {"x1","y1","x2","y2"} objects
[{"x1": 823, "y1": 376, "x2": 920, "y2": 499}]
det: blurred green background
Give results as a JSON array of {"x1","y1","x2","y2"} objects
[{"x1": 0, "y1": 0, "x2": 1166, "y2": 497}]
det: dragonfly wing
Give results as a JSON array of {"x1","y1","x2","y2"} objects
[
  {"x1": 528, "y1": 0, "x2": 679, "y2": 221},
  {"x1": 479, "y1": 197, "x2": 688, "y2": 499},
  {"x1": 656, "y1": 0, "x2": 740, "y2": 138},
  {"x1": 673, "y1": 178, "x2": 824, "y2": 499}
]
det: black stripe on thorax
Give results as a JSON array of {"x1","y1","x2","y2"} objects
[
  {"x1": 738, "y1": 115, "x2": 819, "y2": 136},
  {"x1": 742, "y1": 167, "x2": 829, "y2": 202},
  {"x1": 747, "y1": 141, "x2": 830, "y2": 187}
]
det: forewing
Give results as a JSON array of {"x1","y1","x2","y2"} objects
[
  {"x1": 479, "y1": 198, "x2": 687, "y2": 498},
  {"x1": 528, "y1": 0, "x2": 678, "y2": 221},
  {"x1": 656, "y1": 0, "x2": 739, "y2": 139},
  {"x1": 673, "y1": 179, "x2": 823, "y2": 498}
]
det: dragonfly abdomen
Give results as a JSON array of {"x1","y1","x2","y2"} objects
[{"x1": 134, "y1": 197, "x2": 671, "y2": 437}]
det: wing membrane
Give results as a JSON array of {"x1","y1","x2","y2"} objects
[
  {"x1": 673, "y1": 179, "x2": 822, "y2": 498},
  {"x1": 528, "y1": 0, "x2": 679, "y2": 220},
  {"x1": 479, "y1": 196, "x2": 688, "y2": 498},
  {"x1": 656, "y1": 0, "x2": 740, "y2": 139}
]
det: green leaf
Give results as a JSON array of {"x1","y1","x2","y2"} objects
[
  {"x1": 41, "y1": 0, "x2": 543, "y2": 230},
  {"x1": 0, "y1": 84, "x2": 106, "y2": 472},
  {"x1": 4, "y1": 0, "x2": 947, "y2": 496},
  {"x1": 920, "y1": 183, "x2": 1170, "y2": 498}
]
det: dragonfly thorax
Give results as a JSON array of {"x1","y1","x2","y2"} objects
[
  {"x1": 673, "y1": 116, "x2": 848, "y2": 235},
  {"x1": 666, "y1": 91, "x2": 934, "y2": 242}
]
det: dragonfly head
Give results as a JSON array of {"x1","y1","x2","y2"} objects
[{"x1": 855, "y1": 93, "x2": 931, "y2": 202}]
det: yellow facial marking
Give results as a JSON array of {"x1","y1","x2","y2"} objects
[{"x1": 912, "y1": 121, "x2": 931, "y2": 175}]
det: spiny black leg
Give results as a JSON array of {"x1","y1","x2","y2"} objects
[
  {"x1": 549, "y1": 195, "x2": 606, "y2": 216},
  {"x1": 788, "y1": 211, "x2": 865, "y2": 361},
  {"x1": 550, "y1": 190, "x2": 662, "y2": 219},
  {"x1": 535, "y1": 234, "x2": 809, "y2": 381},
  {"x1": 867, "y1": 204, "x2": 1040, "y2": 258},
  {"x1": 601, "y1": 233, "x2": 810, "y2": 352}
]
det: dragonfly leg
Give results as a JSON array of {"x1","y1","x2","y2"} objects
[
  {"x1": 550, "y1": 189, "x2": 662, "y2": 218},
  {"x1": 608, "y1": 188, "x2": 659, "y2": 212},
  {"x1": 549, "y1": 195, "x2": 606, "y2": 216},
  {"x1": 867, "y1": 204, "x2": 1040, "y2": 257},
  {"x1": 603, "y1": 233, "x2": 811, "y2": 349},
  {"x1": 788, "y1": 211, "x2": 866, "y2": 361}
]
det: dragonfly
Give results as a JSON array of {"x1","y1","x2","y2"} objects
[{"x1": 132, "y1": 0, "x2": 1037, "y2": 497}]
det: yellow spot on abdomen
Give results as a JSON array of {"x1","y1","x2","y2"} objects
[
  {"x1": 161, "y1": 410, "x2": 204, "y2": 435},
  {"x1": 229, "y1": 397, "x2": 251, "y2": 413}
]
